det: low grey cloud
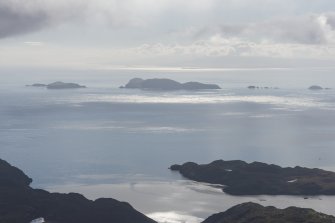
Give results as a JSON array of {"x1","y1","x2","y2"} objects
[
  {"x1": 0, "y1": 0, "x2": 83, "y2": 38},
  {"x1": 0, "y1": 4, "x2": 51, "y2": 38}
]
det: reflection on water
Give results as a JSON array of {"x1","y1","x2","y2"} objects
[
  {"x1": 14, "y1": 86, "x2": 333, "y2": 111},
  {"x1": 148, "y1": 211, "x2": 203, "y2": 223},
  {"x1": 52, "y1": 121, "x2": 198, "y2": 134},
  {"x1": 46, "y1": 177, "x2": 335, "y2": 223}
]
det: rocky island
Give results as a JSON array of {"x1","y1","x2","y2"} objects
[
  {"x1": 309, "y1": 85, "x2": 324, "y2": 90},
  {"x1": 27, "y1": 82, "x2": 86, "y2": 89},
  {"x1": 308, "y1": 85, "x2": 332, "y2": 90},
  {"x1": 170, "y1": 160, "x2": 335, "y2": 195},
  {"x1": 120, "y1": 78, "x2": 221, "y2": 91},
  {"x1": 0, "y1": 158, "x2": 156, "y2": 223},
  {"x1": 202, "y1": 202, "x2": 335, "y2": 223}
]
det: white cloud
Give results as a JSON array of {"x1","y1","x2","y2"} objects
[
  {"x1": 180, "y1": 13, "x2": 335, "y2": 45},
  {"x1": 245, "y1": 13, "x2": 335, "y2": 44},
  {"x1": 125, "y1": 36, "x2": 335, "y2": 60},
  {"x1": 1, "y1": 36, "x2": 334, "y2": 69}
]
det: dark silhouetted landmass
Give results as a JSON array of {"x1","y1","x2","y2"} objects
[
  {"x1": 121, "y1": 78, "x2": 221, "y2": 91},
  {"x1": 170, "y1": 160, "x2": 335, "y2": 195},
  {"x1": 309, "y1": 85, "x2": 323, "y2": 90},
  {"x1": 28, "y1": 82, "x2": 86, "y2": 89},
  {"x1": 202, "y1": 202, "x2": 335, "y2": 223},
  {"x1": 0, "y1": 158, "x2": 156, "y2": 223}
]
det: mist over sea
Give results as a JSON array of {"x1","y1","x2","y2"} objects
[{"x1": 1, "y1": 67, "x2": 335, "y2": 222}]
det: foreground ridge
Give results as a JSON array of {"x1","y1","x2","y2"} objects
[{"x1": 0, "y1": 158, "x2": 156, "y2": 223}]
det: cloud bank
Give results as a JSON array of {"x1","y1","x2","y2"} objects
[
  {"x1": 1, "y1": 0, "x2": 335, "y2": 68},
  {"x1": 1, "y1": 0, "x2": 335, "y2": 46}
]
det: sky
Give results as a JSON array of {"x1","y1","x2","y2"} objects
[{"x1": 1, "y1": 0, "x2": 335, "y2": 69}]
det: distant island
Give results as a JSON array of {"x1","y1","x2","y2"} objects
[
  {"x1": 120, "y1": 78, "x2": 221, "y2": 91},
  {"x1": 202, "y1": 202, "x2": 335, "y2": 223},
  {"x1": 308, "y1": 85, "x2": 331, "y2": 90},
  {"x1": 170, "y1": 160, "x2": 335, "y2": 195},
  {"x1": 309, "y1": 85, "x2": 323, "y2": 90},
  {"x1": 27, "y1": 81, "x2": 86, "y2": 89},
  {"x1": 0, "y1": 158, "x2": 155, "y2": 223}
]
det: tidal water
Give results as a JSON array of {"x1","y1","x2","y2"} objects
[{"x1": 1, "y1": 67, "x2": 335, "y2": 222}]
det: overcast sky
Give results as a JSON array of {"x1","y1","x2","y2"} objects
[{"x1": 1, "y1": 0, "x2": 335, "y2": 69}]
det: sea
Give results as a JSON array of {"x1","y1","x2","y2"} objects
[{"x1": 1, "y1": 67, "x2": 335, "y2": 223}]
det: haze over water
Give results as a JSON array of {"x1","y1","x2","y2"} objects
[{"x1": 1, "y1": 67, "x2": 335, "y2": 222}]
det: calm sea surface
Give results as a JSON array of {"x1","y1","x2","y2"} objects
[{"x1": 1, "y1": 68, "x2": 335, "y2": 222}]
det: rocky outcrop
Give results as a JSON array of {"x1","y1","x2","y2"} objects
[
  {"x1": 0, "y1": 158, "x2": 156, "y2": 223},
  {"x1": 170, "y1": 160, "x2": 335, "y2": 195},
  {"x1": 121, "y1": 78, "x2": 221, "y2": 91},
  {"x1": 202, "y1": 202, "x2": 335, "y2": 223}
]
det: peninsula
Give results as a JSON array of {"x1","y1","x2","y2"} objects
[{"x1": 170, "y1": 160, "x2": 335, "y2": 195}]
